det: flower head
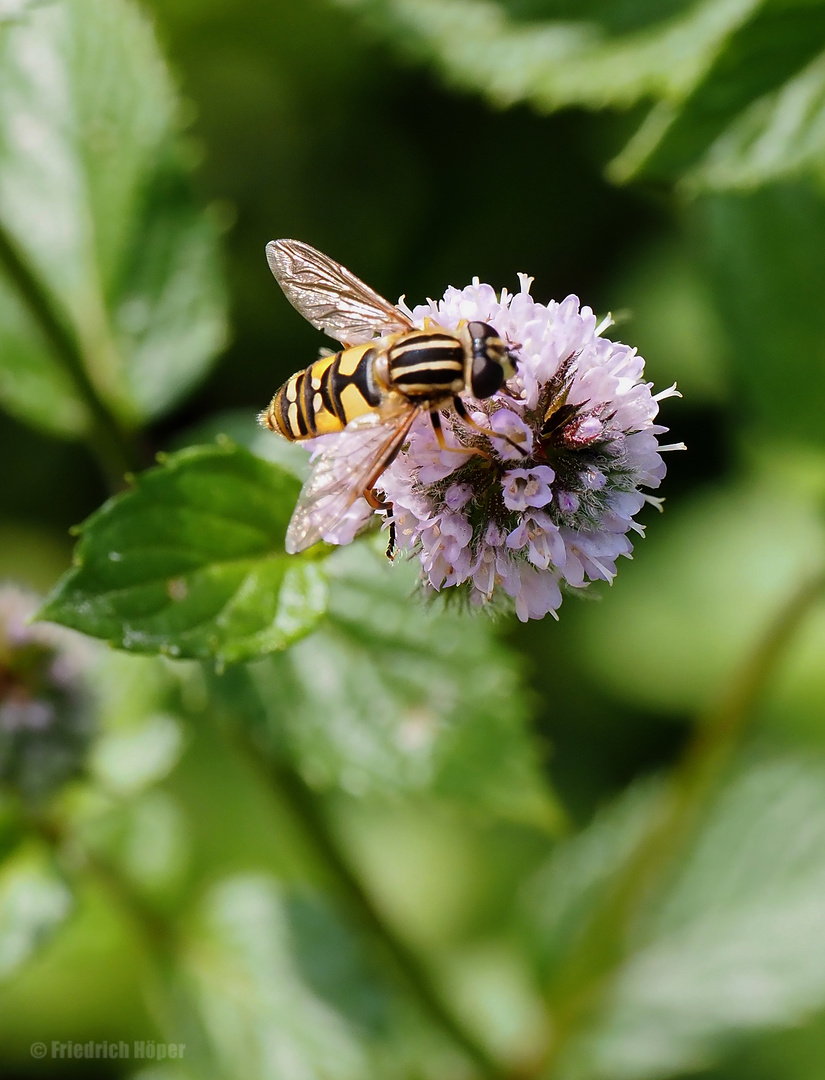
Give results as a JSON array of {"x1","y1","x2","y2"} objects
[
  {"x1": 378, "y1": 276, "x2": 682, "y2": 620},
  {"x1": 301, "y1": 274, "x2": 681, "y2": 621},
  {"x1": 0, "y1": 586, "x2": 96, "y2": 801}
]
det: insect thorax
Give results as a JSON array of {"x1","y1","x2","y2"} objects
[{"x1": 387, "y1": 331, "x2": 465, "y2": 402}]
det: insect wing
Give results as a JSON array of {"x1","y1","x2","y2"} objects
[
  {"x1": 285, "y1": 404, "x2": 421, "y2": 554},
  {"x1": 267, "y1": 239, "x2": 413, "y2": 346}
]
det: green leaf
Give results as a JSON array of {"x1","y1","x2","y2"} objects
[
  {"x1": 0, "y1": 1, "x2": 41, "y2": 26},
  {"x1": 522, "y1": 779, "x2": 664, "y2": 981},
  {"x1": 0, "y1": 270, "x2": 88, "y2": 437},
  {"x1": 331, "y1": 0, "x2": 759, "y2": 112},
  {"x1": 548, "y1": 756, "x2": 825, "y2": 1078},
  {"x1": 92, "y1": 712, "x2": 184, "y2": 796},
  {"x1": 567, "y1": 476, "x2": 825, "y2": 714},
  {"x1": 685, "y1": 49, "x2": 825, "y2": 191},
  {"x1": 89, "y1": 652, "x2": 185, "y2": 795},
  {"x1": 85, "y1": 789, "x2": 190, "y2": 898},
  {"x1": 39, "y1": 443, "x2": 327, "y2": 664},
  {"x1": 0, "y1": 0, "x2": 227, "y2": 438},
  {"x1": 0, "y1": 842, "x2": 72, "y2": 982},
  {"x1": 612, "y1": 3, "x2": 825, "y2": 182},
  {"x1": 183, "y1": 874, "x2": 427, "y2": 1080},
  {"x1": 695, "y1": 183, "x2": 825, "y2": 448},
  {"x1": 216, "y1": 543, "x2": 559, "y2": 825},
  {"x1": 336, "y1": 0, "x2": 825, "y2": 192}
]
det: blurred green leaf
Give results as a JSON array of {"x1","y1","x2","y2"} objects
[
  {"x1": 84, "y1": 789, "x2": 189, "y2": 898},
  {"x1": 92, "y1": 713, "x2": 184, "y2": 797},
  {"x1": 217, "y1": 543, "x2": 559, "y2": 825},
  {"x1": 39, "y1": 443, "x2": 327, "y2": 664},
  {"x1": 336, "y1": 0, "x2": 825, "y2": 193},
  {"x1": 612, "y1": 4, "x2": 825, "y2": 183},
  {"x1": 759, "y1": 595, "x2": 825, "y2": 744},
  {"x1": 609, "y1": 238, "x2": 729, "y2": 404},
  {"x1": 696, "y1": 183, "x2": 825, "y2": 447},
  {"x1": 568, "y1": 476, "x2": 825, "y2": 714},
  {"x1": 0, "y1": 0, "x2": 227, "y2": 438},
  {"x1": 522, "y1": 779, "x2": 663, "y2": 982},
  {"x1": 0, "y1": 283, "x2": 88, "y2": 437},
  {"x1": 331, "y1": 0, "x2": 759, "y2": 111},
  {"x1": 182, "y1": 874, "x2": 431, "y2": 1080},
  {"x1": 545, "y1": 755, "x2": 825, "y2": 1079},
  {"x1": 684, "y1": 51, "x2": 825, "y2": 191},
  {"x1": 0, "y1": 842, "x2": 72, "y2": 982},
  {"x1": 0, "y1": 1, "x2": 43, "y2": 25}
]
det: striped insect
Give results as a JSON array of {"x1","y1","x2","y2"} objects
[{"x1": 260, "y1": 239, "x2": 518, "y2": 554}]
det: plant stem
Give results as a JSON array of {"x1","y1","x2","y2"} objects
[
  {"x1": 0, "y1": 221, "x2": 139, "y2": 488},
  {"x1": 234, "y1": 729, "x2": 509, "y2": 1080},
  {"x1": 539, "y1": 567, "x2": 825, "y2": 1075}
]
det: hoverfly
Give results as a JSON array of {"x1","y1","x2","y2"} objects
[{"x1": 260, "y1": 239, "x2": 518, "y2": 554}]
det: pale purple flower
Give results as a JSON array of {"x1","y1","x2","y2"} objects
[
  {"x1": 0, "y1": 586, "x2": 96, "y2": 799},
  {"x1": 301, "y1": 274, "x2": 682, "y2": 621},
  {"x1": 378, "y1": 275, "x2": 682, "y2": 620},
  {"x1": 501, "y1": 466, "x2": 555, "y2": 512}
]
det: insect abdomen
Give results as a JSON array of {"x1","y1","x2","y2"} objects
[
  {"x1": 263, "y1": 343, "x2": 381, "y2": 440},
  {"x1": 387, "y1": 332, "x2": 464, "y2": 400}
]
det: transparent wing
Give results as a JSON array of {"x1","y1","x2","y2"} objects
[
  {"x1": 285, "y1": 403, "x2": 421, "y2": 554},
  {"x1": 266, "y1": 239, "x2": 413, "y2": 346}
]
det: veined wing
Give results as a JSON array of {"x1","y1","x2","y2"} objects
[
  {"x1": 285, "y1": 403, "x2": 421, "y2": 554},
  {"x1": 267, "y1": 239, "x2": 413, "y2": 346}
]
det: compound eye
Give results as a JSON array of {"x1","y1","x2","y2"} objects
[
  {"x1": 471, "y1": 355, "x2": 505, "y2": 399},
  {"x1": 467, "y1": 320, "x2": 495, "y2": 344}
]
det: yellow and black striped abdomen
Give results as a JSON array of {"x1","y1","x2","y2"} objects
[
  {"x1": 386, "y1": 331, "x2": 465, "y2": 401},
  {"x1": 263, "y1": 342, "x2": 383, "y2": 440}
]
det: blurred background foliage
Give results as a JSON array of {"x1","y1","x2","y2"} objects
[{"x1": 2, "y1": 0, "x2": 825, "y2": 1079}]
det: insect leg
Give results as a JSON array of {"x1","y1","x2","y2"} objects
[
  {"x1": 452, "y1": 397, "x2": 528, "y2": 457},
  {"x1": 362, "y1": 486, "x2": 397, "y2": 561},
  {"x1": 385, "y1": 505, "x2": 397, "y2": 560},
  {"x1": 429, "y1": 409, "x2": 490, "y2": 459}
]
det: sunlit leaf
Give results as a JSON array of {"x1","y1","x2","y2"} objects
[
  {"x1": 0, "y1": 0, "x2": 227, "y2": 437},
  {"x1": 39, "y1": 443, "x2": 327, "y2": 664},
  {"x1": 215, "y1": 543, "x2": 559, "y2": 825},
  {"x1": 182, "y1": 874, "x2": 435, "y2": 1080},
  {"x1": 331, "y1": 0, "x2": 759, "y2": 111},
  {"x1": 686, "y1": 51, "x2": 825, "y2": 190},
  {"x1": 611, "y1": 5, "x2": 825, "y2": 183},
  {"x1": 550, "y1": 756, "x2": 825, "y2": 1078},
  {"x1": 336, "y1": 0, "x2": 825, "y2": 193}
]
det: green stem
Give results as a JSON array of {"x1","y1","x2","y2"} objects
[
  {"x1": 0, "y1": 221, "x2": 139, "y2": 488},
  {"x1": 233, "y1": 730, "x2": 509, "y2": 1080},
  {"x1": 539, "y1": 568, "x2": 825, "y2": 1076}
]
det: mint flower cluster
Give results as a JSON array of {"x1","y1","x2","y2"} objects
[{"x1": 306, "y1": 276, "x2": 681, "y2": 621}]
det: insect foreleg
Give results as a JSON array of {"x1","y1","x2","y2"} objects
[{"x1": 452, "y1": 396, "x2": 528, "y2": 457}]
